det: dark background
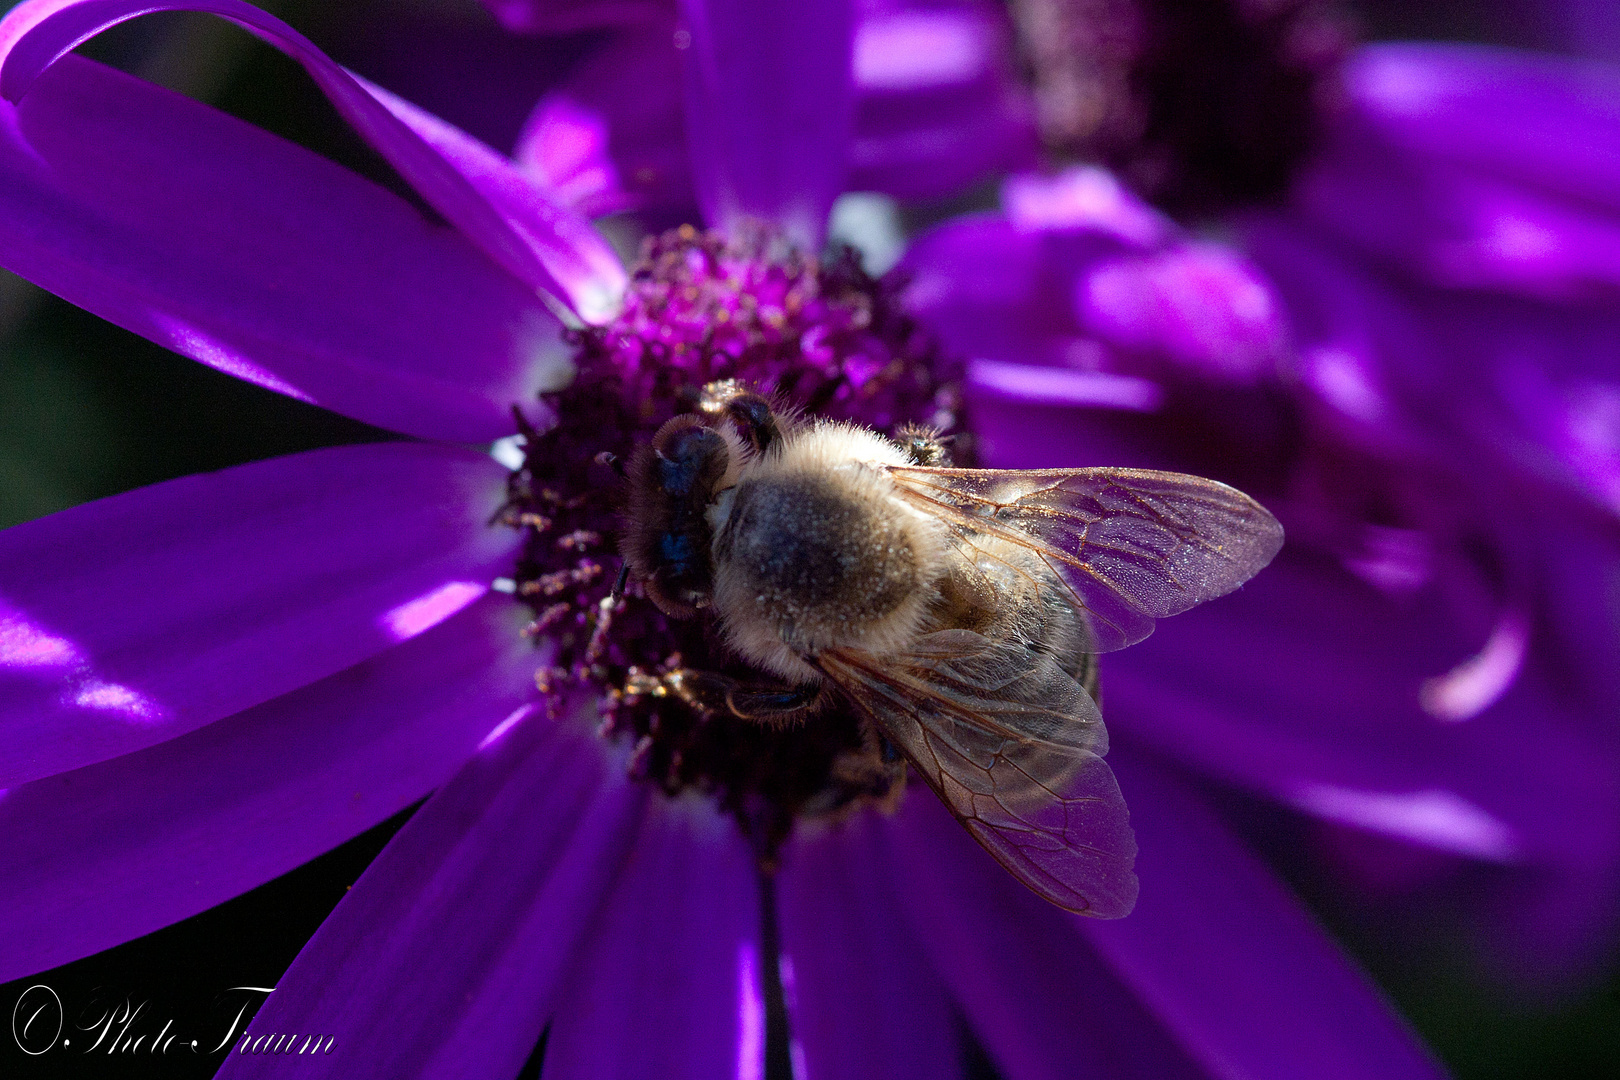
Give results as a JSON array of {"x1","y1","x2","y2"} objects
[{"x1": 2, "y1": 1, "x2": 1617, "y2": 1077}]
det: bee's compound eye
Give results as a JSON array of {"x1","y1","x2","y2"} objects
[
  {"x1": 651, "y1": 416, "x2": 730, "y2": 493},
  {"x1": 650, "y1": 413, "x2": 710, "y2": 454}
]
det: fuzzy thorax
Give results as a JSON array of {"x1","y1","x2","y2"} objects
[{"x1": 709, "y1": 422, "x2": 948, "y2": 682}]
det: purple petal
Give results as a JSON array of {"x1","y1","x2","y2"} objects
[
  {"x1": 1077, "y1": 243, "x2": 1287, "y2": 383},
  {"x1": 1342, "y1": 44, "x2": 1620, "y2": 215},
  {"x1": 887, "y1": 751, "x2": 1444, "y2": 1080},
  {"x1": 1102, "y1": 555, "x2": 1620, "y2": 874},
  {"x1": 1080, "y1": 744, "x2": 1448, "y2": 1080},
  {"x1": 481, "y1": 0, "x2": 667, "y2": 34},
  {"x1": 0, "y1": 0, "x2": 595, "y2": 304},
  {"x1": 880, "y1": 792, "x2": 1208, "y2": 1080},
  {"x1": 778, "y1": 815, "x2": 964, "y2": 1080},
  {"x1": 678, "y1": 0, "x2": 855, "y2": 247},
  {"x1": 1001, "y1": 168, "x2": 1170, "y2": 244},
  {"x1": 1481, "y1": 848, "x2": 1620, "y2": 991},
  {"x1": 900, "y1": 173, "x2": 1167, "y2": 369},
  {"x1": 969, "y1": 360, "x2": 1164, "y2": 412},
  {"x1": 515, "y1": 19, "x2": 692, "y2": 218},
  {"x1": 848, "y1": 0, "x2": 1038, "y2": 199},
  {"x1": 900, "y1": 214, "x2": 1096, "y2": 369},
  {"x1": 912, "y1": 170, "x2": 1285, "y2": 386},
  {"x1": 514, "y1": 92, "x2": 634, "y2": 218},
  {"x1": 0, "y1": 443, "x2": 518, "y2": 785},
  {"x1": 516, "y1": 1, "x2": 1032, "y2": 219},
  {"x1": 1250, "y1": 213, "x2": 1620, "y2": 519},
  {"x1": 1297, "y1": 43, "x2": 1620, "y2": 299},
  {"x1": 356, "y1": 73, "x2": 627, "y2": 323},
  {"x1": 217, "y1": 706, "x2": 647, "y2": 1078},
  {"x1": 0, "y1": 595, "x2": 538, "y2": 982},
  {"x1": 0, "y1": 54, "x2": 565, "y2": 440},
  {"x1": 544, "y1": 797, "x2": 757, "y2": 1079}
]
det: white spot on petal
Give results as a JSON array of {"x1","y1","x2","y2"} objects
[
  {"x1": 0, "y1": 607, "x2": 83, "y2": 669},
  {"x1": 736, "y1": 941, "x2": 764, "y2": 1080},
  {"x1": 1292, "y1": 784, "x2": 1519, "y2": 862},
  {"x1": 1421, "y1": 607, "x2": 1530, "y2": 721},
  {"x1": 970, "y1": 359, "x2": 1164, "y2": 411},
  {"x1": 855, "y1": 11, "x2": 987, "y2": 90},
  {"x1": 380, "y1": 581, "x2": 487, "y2": 641},
  {"x1": 478, "y1": 704, "x2": 534, "y2": 751},
  {"x1": 829, "y1": 192, "x2": 904, "y2": 276},
  {"x1": 69, "y1": 679, "x2": 168, "y2": 722},
  {"x1": 489, "y1": 436, "x2": 527, "y2": 471}
]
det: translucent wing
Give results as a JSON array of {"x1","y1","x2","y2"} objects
[
  {"x1": 886, "y1": 465, "x2": 1285, "y2": 652},
  {"x1": 820, "y1": 630, "x2": 1138, "y2": 917}
]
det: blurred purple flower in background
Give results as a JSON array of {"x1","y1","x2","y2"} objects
[
  {"x1": 489, "y1": 0, "x2": 1038, "y2": 217},
  {"x1": 0, "y1": 0, "x2": 1615, "y2": 1078}
]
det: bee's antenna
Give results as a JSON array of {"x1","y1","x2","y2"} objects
[
  {"x1": 595, "y1": 451, "x2": 628, "y2": 479},
  {"x1": 610, "y1": 563, "x2": 630, "y2": 602}
]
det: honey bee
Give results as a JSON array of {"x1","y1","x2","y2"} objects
[{"x1": 620, "y1": 381, "x2": 1283, "y2": 916}]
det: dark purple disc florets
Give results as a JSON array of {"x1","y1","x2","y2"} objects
[
  {"x1": 1010, "y1": 0, "x2": 1354, "y2": 216},
  {"x1": 496, "y1": 224, "x2": 963, "y2": 858}
]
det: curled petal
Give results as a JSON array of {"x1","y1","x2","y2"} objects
[
  {"x1": 356, "y1": 74, "x2": 627, "y2": 323},
  {"x1": 0, "y1": 53, "x2": 566, "y2": 439},
  {"x1": 0, "y1": 0, "x2": 593, "y2": 301}
]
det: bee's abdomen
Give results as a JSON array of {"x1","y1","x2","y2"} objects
[{"x1": 714, "y1": 472, "x2": 923, "y2": 652}]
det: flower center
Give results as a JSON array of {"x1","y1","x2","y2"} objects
[
  {"x1": 498, "y1": 224, "x2": 962, "y2": 859},
  {"x1": 1009, "y1": 0, "x2": 1352, "y2": 216}
]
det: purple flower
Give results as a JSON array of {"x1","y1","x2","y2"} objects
[
  {"x1": 494, "y1": 0, "x2": 1039, "y2": 214},
  {"x1": 0, "y1": 1, "x2": 1444, "y2": 1077},
  {"x1": 893, "y1": 3, "x2": 1620, "y2": 992}
]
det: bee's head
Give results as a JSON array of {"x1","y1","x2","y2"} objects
[{"x1": 621, "y1": 413, "x2": 743, "y2": 618}]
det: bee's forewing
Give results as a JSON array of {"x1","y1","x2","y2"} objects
[
  {"x1": 821, "y1": 635, "x2": 1138, "y2": 917},
  {"x1": 887, "y1": 466, "x2": 1285, "y2": 651}
]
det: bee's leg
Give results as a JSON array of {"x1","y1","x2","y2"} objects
[
  {"x1": 699, "y1": 380, "x2": 784, "y2": 455},
  {"x1": 727, "y1": 681, "x2": 822, "y2": 721},
  {"x1": 671, "y1": 668, "x2": 821, "y2": 722},
  {"x1": 805, "y1": 723, "x2": 908, "y2": 816}
]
